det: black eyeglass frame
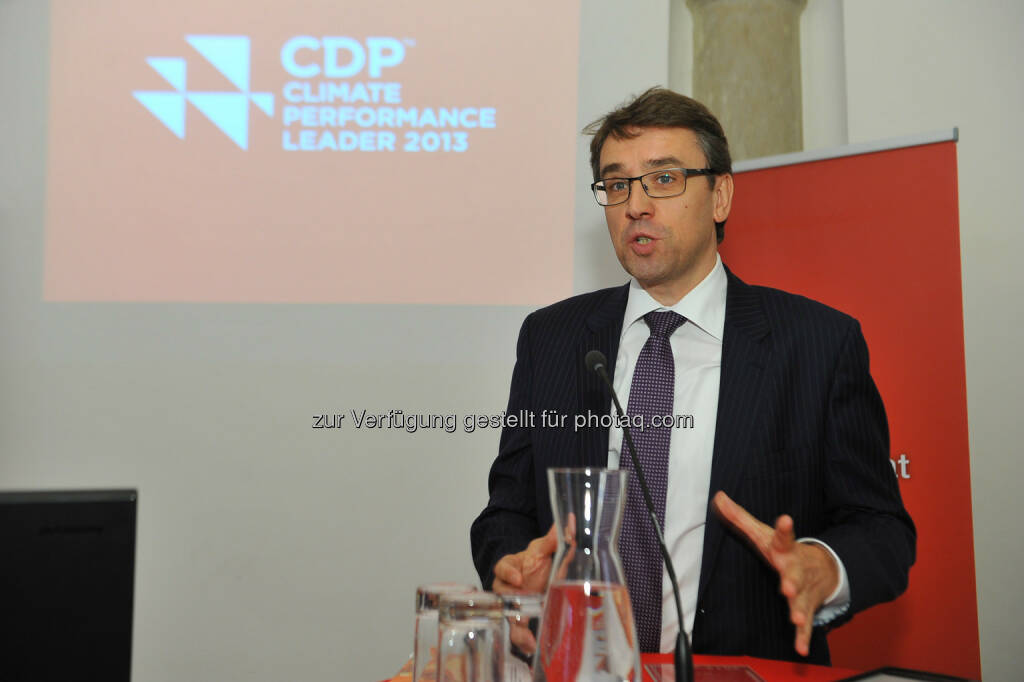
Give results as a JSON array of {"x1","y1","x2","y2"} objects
[{"x1": 590, "y1": 167, "x2": 718, "y2": 206}]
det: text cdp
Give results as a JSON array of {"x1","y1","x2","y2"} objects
[{"x1": 281, "y1": 36, "x2": 406, "y2": 79}]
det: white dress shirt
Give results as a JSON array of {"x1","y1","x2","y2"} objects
[{"x1": 606, "y1": 254, "x2": 849, "y2": 653}]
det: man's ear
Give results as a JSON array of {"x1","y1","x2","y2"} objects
[{"x1": 713, "y1": 173, "x2": 734, "y2": 224}]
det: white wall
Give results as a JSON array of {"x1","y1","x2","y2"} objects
[
  {"x1": 815, "y1": 1, "x2": 1024, "y2": 678},
  {"x1": 801, "y1": 0, "x2": 848, "y2": 150}
]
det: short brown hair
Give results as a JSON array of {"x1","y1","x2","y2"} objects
[{"x1": 584, "y1": 87, "x2": 732, "y2": 242}]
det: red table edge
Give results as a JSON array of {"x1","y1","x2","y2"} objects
[
  {"x1": 382, "y1": 653, "x2": 862, "y2": 682},
  {"x1": 644, "y1": 652, "x2": 862, "y2": 681}
]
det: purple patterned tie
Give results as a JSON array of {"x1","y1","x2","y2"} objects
[{"x1": 619, "y1": 310, "x2": 685, "y2": 653}]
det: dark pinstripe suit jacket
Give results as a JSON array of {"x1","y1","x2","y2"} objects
[{"x1": 470, "y1": 267, "x2": 915, "y2": 664}]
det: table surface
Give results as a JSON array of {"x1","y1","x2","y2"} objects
[
  {"x1": 385, "y1": 652, "x2": 861, "y2": 682},
  {"x1": 645, "y1": 653, "x2": 861, "y2": 681}
]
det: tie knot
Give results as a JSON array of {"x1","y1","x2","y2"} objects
[{"x1": 644, "y1": 310, "x2": 686, "y2": 338}]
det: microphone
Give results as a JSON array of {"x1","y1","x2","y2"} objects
[{"x1": 585, "y1": 349, "x2": 694, "y2": 682}]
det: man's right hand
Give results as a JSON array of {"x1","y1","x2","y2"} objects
[
  {"x1": 492, "y1": 523, "x2": 559, "y2": 593},
  {"x1": 492, "y1": 523, "x2": 559, "y2": 656}
]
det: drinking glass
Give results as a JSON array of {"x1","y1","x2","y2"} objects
[
  {"x1": 413, "y1": 582, "x2": 476, "y2": 682},
  {"x1": 501, "y1": 591, "x2": 544, "y2": 682},
  {"x1": 437, "y1": 591, "x2": 505, "y2": 682}
]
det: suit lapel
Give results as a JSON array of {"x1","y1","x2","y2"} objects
[
  {"x1": 576, "y1": 283, "x2": 629, "y2": 468},
  {"x1": 697, "y1": 268, "x2": 772, "y2": 605}
]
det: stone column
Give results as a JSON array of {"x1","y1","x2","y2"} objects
[{"x1": 685, "y1": 0, "x2": 807, "y2": 160}]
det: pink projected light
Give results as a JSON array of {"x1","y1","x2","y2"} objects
[{"x1": 44, "y1": 1, "x2": 580, "y2": 304}]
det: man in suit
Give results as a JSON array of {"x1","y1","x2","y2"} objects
[{"x1": 470, "y1": 88, "x2": 915, "y2": 664}]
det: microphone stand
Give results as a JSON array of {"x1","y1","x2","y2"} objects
[{"x1": 587, "y1": 350, "x2": 694, "y2": 682}]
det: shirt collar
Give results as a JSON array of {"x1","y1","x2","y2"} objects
[{"x1": 622, "y1": 253, "x2": 727, "y2": 341}]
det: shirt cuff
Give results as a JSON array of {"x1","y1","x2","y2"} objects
[{"x1": 797, "y1": 537, "x2": 851, "y2": 626}]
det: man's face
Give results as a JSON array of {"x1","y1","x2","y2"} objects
[{"x1": 598, "y1": 126, "x2": 733, "y2": 305}]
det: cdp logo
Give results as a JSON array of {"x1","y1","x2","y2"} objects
[
  {"x1": 133, "y1": 35, "x2": 274, "y2": 150},
  {"x1": 280, "y1": 36, "x2": 408, "y2": 79}
]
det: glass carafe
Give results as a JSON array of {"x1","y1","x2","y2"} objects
[{"x1": 532, "y1": 468, "x2": 641, "y2": 682}]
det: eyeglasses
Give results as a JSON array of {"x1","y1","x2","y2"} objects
[{"x1": 591, "y1": 167, "x2": 716, "y2": 206}]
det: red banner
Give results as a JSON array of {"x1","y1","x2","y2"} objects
[{"x1": 721, "y1": 140, "x2": 979, "y2": 679}]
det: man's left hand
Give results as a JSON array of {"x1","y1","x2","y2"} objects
[{"x1": 712, "y1": 491, "x2": 839, "y2": 658}]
